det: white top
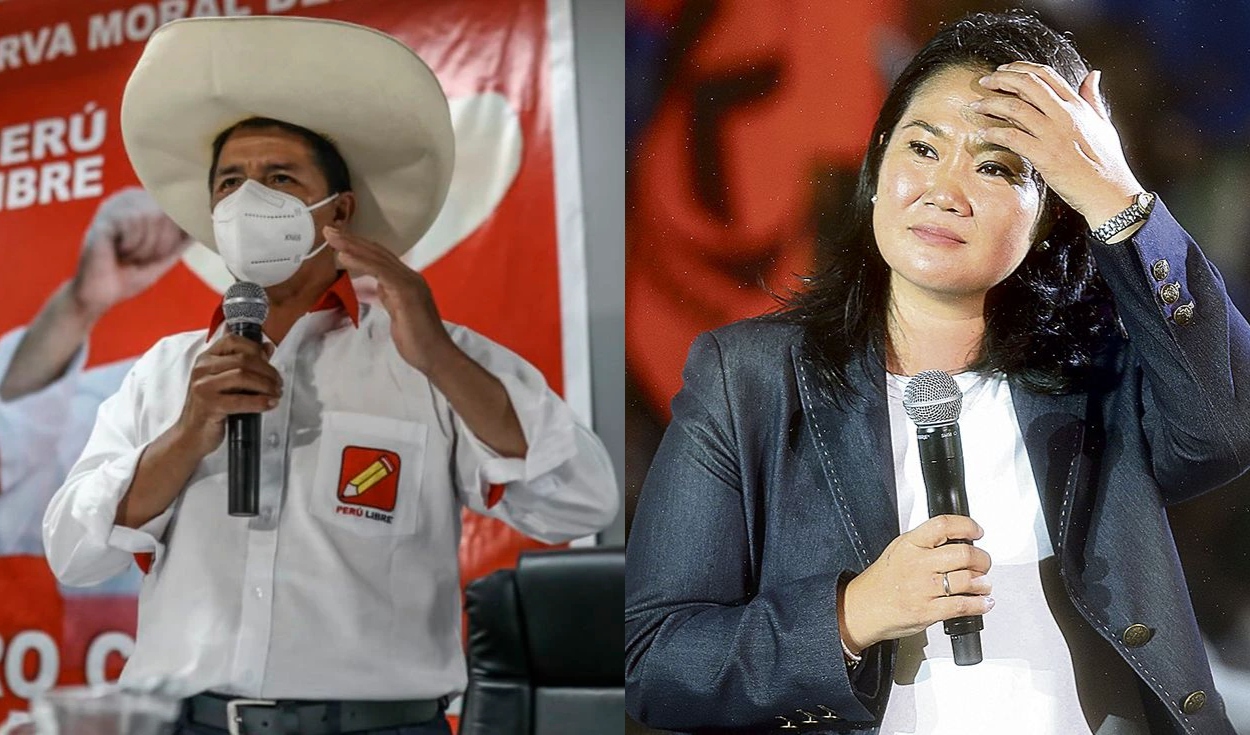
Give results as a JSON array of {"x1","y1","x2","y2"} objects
[
  {"x1": 42, "y1": 302, "x2": 618, "y2": 700},
  {"x1": 880, "y1": 371, "x2": 1146, "y2": 734}
]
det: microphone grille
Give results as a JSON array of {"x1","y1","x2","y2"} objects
[
  {"x1": 223, "y1": 281, "x2": 269, "y2": 326},
  {"x1": 902, "y1": 370, "x2": 963, "y2": 426}
]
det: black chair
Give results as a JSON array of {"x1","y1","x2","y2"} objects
[{"x1": 460, "y1": 547, "x2": 624, "y2": 735}]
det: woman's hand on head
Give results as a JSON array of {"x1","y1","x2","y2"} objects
[
  {"x1": 970, "y1": 61, "x2": 1144, "y2": 230},
  {"x1": 839, "y1": 514, "x2": 995, "y2": 654}
]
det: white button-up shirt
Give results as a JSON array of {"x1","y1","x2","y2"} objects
[{"x1": 42, "y1": 284, "x2": 618, "y2": 700}]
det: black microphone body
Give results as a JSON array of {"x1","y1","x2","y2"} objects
[
  {"x1": 223, "y1": 281, "x2": 269, "y2": 518},
  {"x1": 227, "y1": 320, "x2": 263, "y2": 517},
  {"x1": 916, "y1": 422, "x2": 983, "y2": 665}
]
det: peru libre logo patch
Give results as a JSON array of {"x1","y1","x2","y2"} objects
[{"x1": 336, "y1": 446, "x2": 401, "y2": 524}]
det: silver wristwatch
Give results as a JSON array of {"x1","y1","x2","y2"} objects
[{"x1": 1090, "y1": 191, "x2": 1156, "y2": 243}]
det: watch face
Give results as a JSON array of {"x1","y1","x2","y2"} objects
[{"x1": 1137, "y1": 192, "x2": 1154, "y2": 210}]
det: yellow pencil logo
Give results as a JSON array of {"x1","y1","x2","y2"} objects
[
  {"x1": 342, "y1": 456, "x2": 395, "y2": 498},
  {"x1": 337, "y1": 446, "x2": 401, "y2": 511}
]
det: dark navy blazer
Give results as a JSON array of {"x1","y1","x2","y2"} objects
[{"x1": 625, "y1": 200, "x2": 1250, "y2": 734}]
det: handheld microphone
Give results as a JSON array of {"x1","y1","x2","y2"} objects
[
  {"x1": 902, "y1": 370, "x2": 983, "y2": 666},
  {"x1": 223, "y1": 281, "x2": 269, "y2": 517}
]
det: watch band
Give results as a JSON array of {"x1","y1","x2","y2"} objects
[{"x1": 1090, "y1": 191, "x2": 1155, "y2": 243}]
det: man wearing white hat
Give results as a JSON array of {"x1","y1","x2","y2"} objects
[{"x1": 42, "y1": 16, "x2": 618, "y2": 735}]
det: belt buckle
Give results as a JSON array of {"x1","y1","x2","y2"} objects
[{"x1": 225, "y1": 698, "x2": 277, "y2": 735}]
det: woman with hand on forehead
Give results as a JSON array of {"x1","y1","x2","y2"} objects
[{"x1": 626, "y1": 11, "x2": 1250, "y2": 734}]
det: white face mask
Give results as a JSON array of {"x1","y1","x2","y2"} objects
[{"x1": 212, "y1": 179, "x2": 339, "y2": 287}]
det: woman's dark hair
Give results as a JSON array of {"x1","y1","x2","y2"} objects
[
  {"x1": 208, "y1": 117, "x2": 353, "y2": 195},
  {"x1": 774, "y1": 11, "x2": 1121, "y2": 397}
]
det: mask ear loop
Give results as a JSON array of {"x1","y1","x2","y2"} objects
[
  {"x1": 301, "y1": 192, "x2": 342, "y2": 259},
  {"x1": 307, "y1": 192, "x2": 340, "y2": 212}
]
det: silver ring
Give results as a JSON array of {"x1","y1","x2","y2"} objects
[{"x1": 942, "y1": 571, "x2": 952, "y2": 597}]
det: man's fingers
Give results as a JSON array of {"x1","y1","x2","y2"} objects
[
  {"x1": 910, "y1": 515, "x2": 984, "y2": 548},
  {"x1": 199, "y1": 340, "x2": 282, "y2": 390},
  {"x1": 332, "y1": 248, "x2": 377, "y2": 276},
  {"x1": 119, "y1": 216, "x2": 156, "y2": 262},
  {"x1": 85, "y1": 217, "x2": 122, "y2": 255},
  {"x1": 209, "y1": 393, "x2": 279, "y2": 416},
  {"x1": 135, "y1": 215, "x2": 167, "y2": 261},
  {"x1": 326, "y1": 228, "x2": 401, "y2": 271},
  {"x1": 206, "y1": 334, "x2": 271, "y2": 359},
  {"x1": 196, "y1": 369, "x2": 282, "y2": 399},
  {"x1": 325, "y1": 226, "x2": 385, "y2": 254},
  {"x1": 195, "y1": 354, "x2": 282, "y2": 392},
  {"x1": 148, "y1": 217, "x2": 187, "y2": 260},
  {"x1": 112, "y1": 219, "x2": 140, "y2": 259}
]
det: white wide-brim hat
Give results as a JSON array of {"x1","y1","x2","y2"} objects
[{"x1": 121, "y1": 15, "x2": 454, "y2": 256}]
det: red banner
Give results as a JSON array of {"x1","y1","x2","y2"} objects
[
  {"x1": 0, "y1": 0, "x2": 586, "y2": 725},
  {"x1": 627, "y1": 0, "x2": 898, "y2": 420}
]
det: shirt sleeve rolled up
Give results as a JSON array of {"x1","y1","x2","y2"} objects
[
  {"x1": 444, "y1": 324, "x2": 618, "y2": 544},
  {"x1": 43, "y1": 353, "x2": 173, "y2": 587}
]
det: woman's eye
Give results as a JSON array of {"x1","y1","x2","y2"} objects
[
  {"x1": 908, "y1": 141, "x2": 936, "y2": 158},
  {"x1": 978, "y1": 162, "x2": 1016, "y2": 179}
]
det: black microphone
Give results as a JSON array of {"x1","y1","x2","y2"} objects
[
  {"x1": 902, "y1": 370, "x2": 983, "y2": 666},
  {"x1": 223, "y1": 281, "x2": 269, "y2": 517}
]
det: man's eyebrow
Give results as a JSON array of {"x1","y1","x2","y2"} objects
[
  {"x1": 214, "y1": 163, "x2": 244, "y2": 179},
  {"x1": 213, "y1": 161, "x2": 303, "y2": 179}
]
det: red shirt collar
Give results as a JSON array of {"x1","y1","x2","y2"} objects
[{"x1": 206, "y1": 271, "x2": 360, "y2": 340}]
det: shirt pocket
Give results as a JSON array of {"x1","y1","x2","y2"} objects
[{"x1": 308, "y1": 410, "x2": 427, "y2": 537}]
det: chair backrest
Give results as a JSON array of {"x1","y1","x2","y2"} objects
[{"x1": 460, "y1": 547, "x2": 625, "y2": 735}]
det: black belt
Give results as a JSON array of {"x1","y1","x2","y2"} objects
[{"x1": 186, "y1": 692, "x2": 445, "y2": 735}]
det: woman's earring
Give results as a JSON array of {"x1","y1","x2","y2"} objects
[
  {"x1": 1036, "y1": 240, "x2": 1051, "y2": 252},
  {"x1": 871, "y1": 195, "x2": 878, "y2": 204}
]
